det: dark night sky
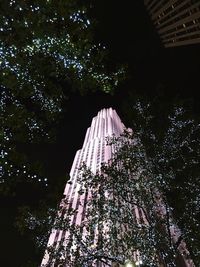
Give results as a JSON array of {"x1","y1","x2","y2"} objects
[{"x1": 1, "y1": 1, "x2": 200, "y2": 266}]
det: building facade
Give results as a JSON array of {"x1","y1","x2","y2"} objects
[
  {"x1": 144, "y1": 0, "x2": 200, "y2": 47},
  {"x1": 41, "y1": 108, "x2": 126, "y2": 266}
]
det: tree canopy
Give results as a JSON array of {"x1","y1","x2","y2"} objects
[
  {"x1": 123, "y1": 98, "x2": 200, "y2": 265},
  {"x1": 0, "y1": 0, "x2": 125, "y2": 191}
]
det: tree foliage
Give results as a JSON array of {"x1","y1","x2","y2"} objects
[
  {"x1": 124, "y1": 99, "x2": 200, "y2": 265},
  {"x1": 0, "y1": 0, "x2": 125, "y2": 189}
]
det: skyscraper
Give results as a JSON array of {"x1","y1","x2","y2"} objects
[
  {"x1": 41, "y1": 108, "x2": 125, "y2": 267},
  {"x1": 144, "y1": 0, "x2": 200, "y2": 47},
  {"x1": 41, "y1": 108, "x2": 194, "y2": 267}
]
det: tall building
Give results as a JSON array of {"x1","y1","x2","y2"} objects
[
  {"x1": 41, "y1": 108, "x2": 125, "y2": 267},
  {"x1": 144, "y1": 0, "x2": 200, "y2": 47},
  {"x1": 41, "y1": 108, "x2": 194, "y2": 267}
]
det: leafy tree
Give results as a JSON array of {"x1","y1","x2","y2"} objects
[
  {"x1": 0, "y1": 0, "x2": 125, "y2": 189},
  {"x1": 123, "y1": 98, "x2": 200, "y2": 265},
  {"x1": 16, "y1": 204, "x2": 56, "y2": 250},
  {"x1": 13, "y1": 173, "x2": 68, "y2": 267}
]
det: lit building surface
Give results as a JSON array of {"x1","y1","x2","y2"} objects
[
  {"x1": 41, "y1": 108, "x2": 126, "y2": 266},
  {"x1": 144, "y1": 0, "x2": 200, "y2": 47},
  {"x1": 41, "y1": 108, "x2": 194, "y2": 267}
]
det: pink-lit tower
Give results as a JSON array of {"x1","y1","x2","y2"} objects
[{"x1": 41, "y1": 108, "x2": 125, "y2": 267}]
